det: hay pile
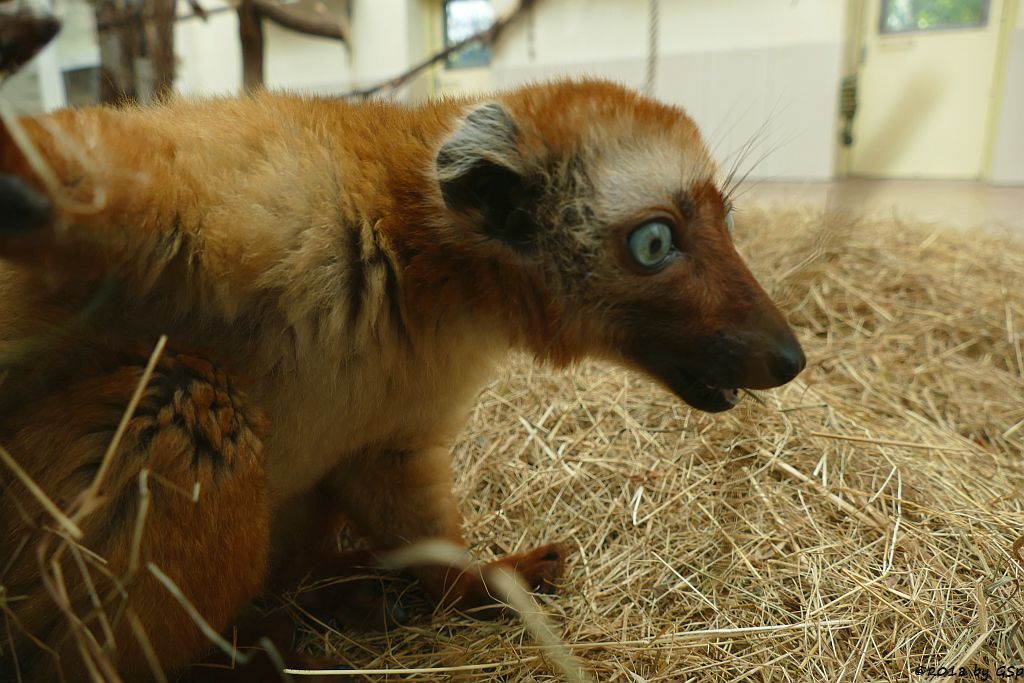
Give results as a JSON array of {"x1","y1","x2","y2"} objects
[{"x1": 303, "y1": 208, "x2": 1024, "y2": 681}]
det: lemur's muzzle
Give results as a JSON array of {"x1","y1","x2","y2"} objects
[{"x1": 628, "y1": 297, "x2": 806, "y2": 413}]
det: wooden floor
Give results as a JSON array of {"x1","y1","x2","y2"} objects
[{"x1": 740, "y1": 179, "x2": 1024, "y2": 239}]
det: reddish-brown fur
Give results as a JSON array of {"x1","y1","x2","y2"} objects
[{"x1": 0, "y1": 80, "x2": 803, "y2": 681}]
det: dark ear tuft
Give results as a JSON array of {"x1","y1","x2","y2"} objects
[{"x1": 436, "y1": 103, "x2": 539, "y2": 250}]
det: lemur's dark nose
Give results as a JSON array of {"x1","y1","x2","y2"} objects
[{"x1": 771, "y1": 339, "x2": 806, "y2": 385}]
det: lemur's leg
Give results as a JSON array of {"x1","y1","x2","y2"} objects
[
  {"x1": 0, "y1": 350, "x2": 273, "y2": 682},
  {"x1": 314, "y1": 447, "x2": 568, "y2": 616}
]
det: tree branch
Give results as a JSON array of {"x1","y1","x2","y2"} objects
[{"x1": 251, "y1": 0, "x2": 349, "y2": 42}]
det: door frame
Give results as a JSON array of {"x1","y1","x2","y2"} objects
[{"x1": 982, "y1": 0, "x2": 1020, "y2": 178}]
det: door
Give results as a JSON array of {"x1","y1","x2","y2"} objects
[{"x1": 849, "y1": 0, "x2": 1005, "y2": 178}]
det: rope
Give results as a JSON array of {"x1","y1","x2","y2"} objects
[{"x1": 644, "y1": 0, "x2": 659, "y2": 97}]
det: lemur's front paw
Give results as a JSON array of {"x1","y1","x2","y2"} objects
[
  {"x1": 439, "y1": 541, "x2": 571, "y2": 619},
  {"x1": 0, "y1": 175, "x2": 51, "y2": 234},
  {"x1": 494, "y1": 541, "x2": 569, "y2": 596}
]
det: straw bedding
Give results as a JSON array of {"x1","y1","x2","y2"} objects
[{"x1": 296, "y1": 207, "x2": 1024, "y2": 681}]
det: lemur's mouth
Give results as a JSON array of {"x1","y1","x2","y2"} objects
[{"x1": 664, "y1": 367, "x2": 743, "y2": 413}]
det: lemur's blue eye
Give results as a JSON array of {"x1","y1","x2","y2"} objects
[
  {"x1": 628, "y1": 221, "x2": 674, "y2": 270},
  {"x1": 725, "y1": 208, "x2": 735, "y2": 233}
]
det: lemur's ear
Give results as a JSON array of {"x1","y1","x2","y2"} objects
[{"x1": 436, "y1": 103, "x2": 538, "y2": 250}]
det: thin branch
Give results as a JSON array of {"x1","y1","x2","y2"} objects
[{"x1": 183, "y1": 0, "x2": 208, "y2": 21}]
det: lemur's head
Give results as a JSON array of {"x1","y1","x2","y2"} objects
[{"x1": 434, "y1": 80, "x2": 804, "y2": 412}]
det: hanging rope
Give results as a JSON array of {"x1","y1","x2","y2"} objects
[{"x1": 644, "y1": 0, "x2": 659, "y2": 97}]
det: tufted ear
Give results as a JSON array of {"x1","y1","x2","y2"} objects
[{"x1": 436, "y1": 103, "x2": 539, "y2": 250}]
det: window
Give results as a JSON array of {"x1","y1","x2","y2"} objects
[
  {"x1": 62, "y1": 66, "x2": 101, "y2": 107},
  {"x1": 880, "y1": 0, "x2": 989, "y2": 34},
  {"x1": 444, "y1": 0, "x2": 495, "y2": 69}
]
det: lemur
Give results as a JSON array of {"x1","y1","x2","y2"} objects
[{"x1": 0, "y1": 79, "x2": 804, "y2": 682}]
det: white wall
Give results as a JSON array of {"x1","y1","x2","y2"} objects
[
  {"x1": 992, "y1": 0, "x2": 1024, "y2": 183},
  {"x1": 348, "y1": 0, "x2": 408, "y2": 87},
  {"x1": 496, "y1": 0, "x2": 844, "y2": 65},
  {"x1": 266, "y1": 20, "x2": 350, "y2": 93},
  {"x1": 175, "y1": 2, "x2": 243, "y2": 96},
  {"x1": 492, "y1": 0, "x2": 845, "y2": 181},
  {"x1": 55, "y1": 0, "x2": 100, "y2": 70}
]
